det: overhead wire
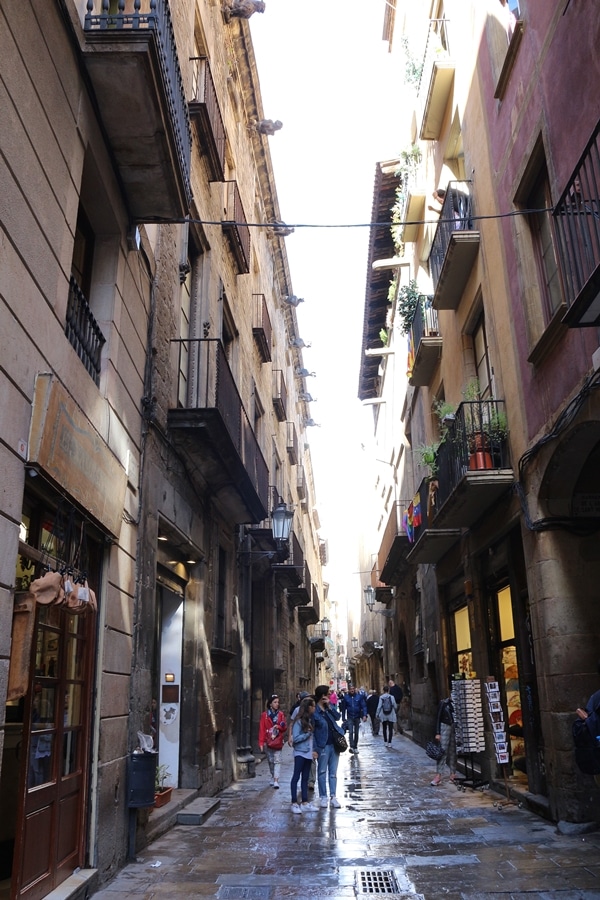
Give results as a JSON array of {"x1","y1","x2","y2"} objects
[{"x1": 144, "y1": 207, "x2": 555, "y2": 230}]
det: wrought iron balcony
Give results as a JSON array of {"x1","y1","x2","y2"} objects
[
  {"x1": 168, "y1": 338, "x2": 268, "y2": 523},
  {"x1": 83, "y1": 0, "x2": 192, "y2": 221},
  {"x1": 434, "y1": 399, "x2": 514, "y2": 528},
  {"x1": 252, "y1": 294, "x2": 272, "y2": 362},
  {"x1": 286, "y1": 421, "x2": 298, "y2": 464},
  {"x1": 408, "y1": 299, "x2": 442, "y2": 387},
  {"x1": 379, "y1": 502, "x2": 411, "y2": 584},
  {"x1": 405, "y1": 477, "x2": 460, "y2": 565},
  {"x1": 222, "y1": 181, "x2": 250, "y2": 274},
  {"x1": 189, "y1": 56, "x2": 225, "y2": 183},
  {"x1": 418, "y1": 18, "x2": 455, "y2": 141},
  {"x1": 430, "y1": 181, "x2": 480, "y2": 310},
  {"x1": 272, "y1": 370, "x2": 287, "y2": 421},
  {"x1": 554, "y1": 120, "x2": 600, "y2": 326},
  {"x1": 65, "y1": 276, "x2": 106, "y2": 386}
]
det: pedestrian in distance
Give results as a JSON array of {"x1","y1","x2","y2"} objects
[
  {"x1": 387, "y1": 677, "x2": 404, "y2": 733},
  {"x1": 431, "y1": 694, "x2": 456, "y2": 786},
  {"x1": 290, "y1": 696, "x2": 318, "y2": 813},
  {"x1": 340, "y1": 685, "x2": 368, "y2": 753},
  {"x1": 366, "y1": 689, "x2": 381, "y2": 735},
  {"x1": 258, "y1": 694, "x2": 287, "y2": 789},
  {"x1": 313, "y1": 684, "x2": 344, "y2": 808},
  {"x1": 376, "y1": 686, "x2": 397, "y2": 748}
]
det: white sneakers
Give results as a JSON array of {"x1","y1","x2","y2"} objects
[
  {"x1": 317, "y1": 795, "x2": 341, "y2": 808},
  {"x1": 291, "y1": 803, "x2": 302, "y2": 814},
  {"x1": 273, "y1": 781, "x2": 280, "y2": 789},
  {"x1": 319, "y1": 796, "x2": 329, "y2": 807},
  {"x1": 330, "y1": 796, "x2": 341, "y2": 808}
]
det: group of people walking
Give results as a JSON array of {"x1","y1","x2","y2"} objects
[{"x1": 258, "y1": 679, "x2": 419, "y2": 813}]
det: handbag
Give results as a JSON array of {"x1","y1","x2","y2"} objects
[
  {"x1": 426, "y1": 739, "x2": 445, "y2": 761},
  {"x1": 325, "y1": 709, "x2": 348, "y2": 753},
  {"x1": 333, "y1": 731, "x2": 348, "y2": 753}
]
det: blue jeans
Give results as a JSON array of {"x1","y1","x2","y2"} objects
[
  {"x1": 291, "y1": 756, "x2": 312, "y2": 803},
  {"x1": 317, "y1": 742, "x2": 340, "y2": 798},
  {"x1": 347, "y1": 716, "x2": 361, "y2": 749}
]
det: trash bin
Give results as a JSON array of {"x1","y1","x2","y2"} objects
[{"x1": 127, "y1": 751, "x2": 157, "y2": 808}]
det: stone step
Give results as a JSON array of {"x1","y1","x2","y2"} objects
[{"x1": 176, "y1": 796, "x2": 220, "y2": 825}]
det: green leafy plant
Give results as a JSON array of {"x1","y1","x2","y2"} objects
[
  {"x1": 462, "y1": 377, "x2": 481, "y2": 401},
  {"x1": 487, "y1": 408, "x2": 508, "y2": 440},
  {"x1": 418, "y1": 442, "x2": 440, "y2": 476},
  {"x1": 399, "y1": 35, "x2": 423, "y2": 88},
  {"x1": 155, "y1": 763, "x2": 171, "y2": 793},
  {"x1": 397, "y1": 280, "x2": 427, "y2": 335}
]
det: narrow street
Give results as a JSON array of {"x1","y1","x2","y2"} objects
[{"x1": 91, "y1": 728, "x2": 600, "y2": 899}]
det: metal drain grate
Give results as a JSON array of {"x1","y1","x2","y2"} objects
[{"x1": 356, "y1": 868, "x2": 400, "y2": 894}]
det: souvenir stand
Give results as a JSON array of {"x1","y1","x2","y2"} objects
[
  {"x1": 452, "y1": 678, "x2": 487, "y2": 791},
  {"x1": 484, "y1": 677, "x2": 519, "y2": 809}
]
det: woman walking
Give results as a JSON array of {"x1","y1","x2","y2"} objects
[
  {"x1": 258, "y1": 694, "x2": 287, "y2": 789},
  {"x1": 431, "y1": 694, "x2": 456, "y2": 785},
  {"x1": 290, "y1": 696, "x2": 318, "y2": 813}
]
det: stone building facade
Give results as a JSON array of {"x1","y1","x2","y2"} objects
[
  {"x1": 358, "y1": 0, "x2": 600, "y2": 827},
  {"x1": 0, "y1": 2, "x2": 325, "y2": 897}
]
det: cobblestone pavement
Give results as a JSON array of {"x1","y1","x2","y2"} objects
[{"x1": 91, "y1": 727, "x2": 600, "y2": 899}]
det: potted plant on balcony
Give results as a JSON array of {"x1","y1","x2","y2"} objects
[
  {"x1": 418, "y1": 441, "x2": 440, "y2": 478},
  {"x1": 397, "y1": 280, "x2": 427, "y2": 335},
  {"x1": 154, "y1": 764, "x2": 173, "y2": 808}
]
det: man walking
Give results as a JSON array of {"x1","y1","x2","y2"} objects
[
  {"x1": 340, "y1": 685, "x2": 367, "y2": 754},
  {"x1": 388, "y1": 677, "x2": 404, "y2": 734}
]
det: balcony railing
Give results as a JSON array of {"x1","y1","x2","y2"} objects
[
  {"x1": 252, "y1": 294, "x2": 272, "y2": 362},
  {"x1": 378, "y1": 501, "x2": 411, "y2": 584},
  {"x1": 430, "y1": 181, "x2": 480, "y2": 310},
  {"x1": 65, "y1": 276, "x2": 106, "y2": 386},
  {"x1": 286, "y1": 421, "x2": 298, "y2": 464},
  {"x1": 272, "y1": 370, "x2": 287, "y2": 421},
  {"x1": 222, "y1": 181, "x2": 250, "y2": 274},
  {"x1": 396, "y1": 170, "x2": 426, "y2": 243},
  {"x1": 405, "y1": 476, "x2": 460, "y2": 565},
  {"x1": 554, "y1": 121, "x2": 600, "y2": 326},
  {"x1": 168, "y1": 338, "x2": 269, "y2": 522},
  {"x1": 408, "y1": 299, "x2": 442, "y2": 387},
  {"x1": 418, "y1": 18, "x2": 455, "y2": 141},
  {"x1": 83, "y1": 0, "x2": 192, "y2": 220},
  {"x1": 432, "y1": 399, "x2": 513, "y2": 529},
  {"x1": 189, "y1": 56, "x2": 226, "y2": 183}
]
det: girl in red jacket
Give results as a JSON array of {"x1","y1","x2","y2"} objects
[{"x1": 258, "y1": 694, "x2": 287, "y2": 788}]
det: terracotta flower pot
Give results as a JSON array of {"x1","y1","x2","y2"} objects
[{"x1": 154, "y1": 787, "x2": 173, "y2": 808}]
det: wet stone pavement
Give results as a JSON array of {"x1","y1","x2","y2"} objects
[{"x1": 91, "y1": 728, "x2": 600, "y2": 899}]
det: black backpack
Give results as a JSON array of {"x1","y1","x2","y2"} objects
[{"x1": 381, "y1": 695, "x2": 393, "y2": 715}]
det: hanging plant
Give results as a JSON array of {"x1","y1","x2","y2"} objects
[{"x1": 397, "y1": 280, "x2": 427, "y2": 335}]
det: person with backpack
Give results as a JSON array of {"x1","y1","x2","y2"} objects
[
  {"x1": 388, "y1": 677, "x2": 404, "y2": 734},
  {"x1": 376, "y1": 686, "x2": 397, "y2": 749},
  {"x1": 258, "y1": 694, "x2": 287, "y2": 789}
]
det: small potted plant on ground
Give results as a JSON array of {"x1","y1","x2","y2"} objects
[{"x1": 154, "y1": 764, "x2": 173, "y2": 808}]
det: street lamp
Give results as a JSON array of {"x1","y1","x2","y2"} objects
[
  {"x1": 320, "y1": 616, "x2": 331, "y2": 638},
  {"x1": 364, "y1": 585, "x2": 376, "y2": 612},
  {"x1": 351, "y1": 636, "x2": 359, "y2": 651},
  {"x1": 271, "y1": 501, "x2": 294, "y2": 546}
]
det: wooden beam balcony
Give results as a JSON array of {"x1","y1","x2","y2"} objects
[
  {"x1": 408, "y1": 300, "x2": 442, "y2": 387},
  {"x1": 418, "y1": 18, "x2": 455, "y2": 141},
  {"x1": 83, "y1": 0, "x2": 192, "y2": 222},
  {"x1": 168, "y1": 338, "x2": 268, "y2": 523},
  {"x1": 189, "y1": 56, "x2": 225, "y2": 183},
  {"x1": 430, "y1": 181, "x2": 480, "y2": 310},
  {"x1": 222, "y1": 181, "x2": 250, "y2": 274},
  {"x1": 286, "y1": 561, "x2": 312, "y2": 608},
  {"x1": 252, "y1": 294, "x2": 272, "y2": 362},
  {"x1": 554, "y1": 121, "x2": 600, "y2": 326}
]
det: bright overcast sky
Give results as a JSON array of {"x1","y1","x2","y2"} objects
[{"x1": 250, "y1": 1, "x2": 405, "y2": 613}]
